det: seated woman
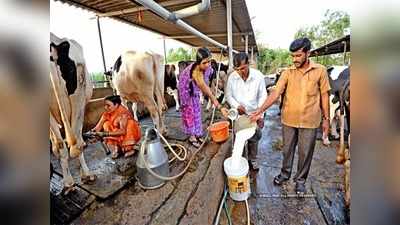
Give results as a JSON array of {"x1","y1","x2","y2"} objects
[{"x1": 92, "y1": 95, "x2": 141, "y2": 158}]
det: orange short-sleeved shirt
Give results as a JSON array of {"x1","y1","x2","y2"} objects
[{"x1": 275, "y1": 61, "x2": 331, "y2": 128}]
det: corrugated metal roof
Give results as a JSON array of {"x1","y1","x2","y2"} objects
[
  {"x1": 54, "y1": 0, "x2": 258, "y2": 53},
  {"x1": 310, "y1": 35, "x2": 350, "y2": 57}
]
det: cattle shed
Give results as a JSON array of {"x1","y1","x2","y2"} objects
[
  {"x1": 310, "y1": 34, "x2": 350, "y2": 57},
  {"x1": 54, "y1": 0, "x2": 258, "y2": 68}
]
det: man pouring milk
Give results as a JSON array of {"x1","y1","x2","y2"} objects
[{"x1": 225, "y1": 52, "x2": 267, "y2": 172}]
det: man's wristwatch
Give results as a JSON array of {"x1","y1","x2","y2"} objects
[{"x1": 322, "y1": 116, "x2": 329, "y2": 121}]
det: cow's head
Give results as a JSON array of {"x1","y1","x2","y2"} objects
[
  {"x1": 50, "y1": 40, "x2": 78, "y2": 95},
  {"x1": 50, "y1": 41, "x2": 70, "y2": 63}
]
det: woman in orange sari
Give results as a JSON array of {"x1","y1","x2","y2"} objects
[{"x1": 92, "y1": 95, "x2": 141, "y2": 158}]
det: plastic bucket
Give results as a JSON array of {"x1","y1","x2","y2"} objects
[
  {"x1": 209, "y1": 121, "x2": 230, "y2": 143},
  {"x1": 223, "y1": 156, "x2": 251, "y2": 201}
]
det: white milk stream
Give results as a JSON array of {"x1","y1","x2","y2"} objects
[{"x1": 224, "y1": 115, "x2": 257, "y2": 201}]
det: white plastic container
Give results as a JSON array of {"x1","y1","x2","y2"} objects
[{"x1": 223, "y1": 156, "x2": 251, "y2": 201}]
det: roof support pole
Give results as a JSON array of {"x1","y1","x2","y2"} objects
[
  {"x1": 251, "y1": 47, "x2": 254, "y2": 64},
  {"x1": 226, "y1": 0, "x2": 233, "y2": 68},
  {"x1": 245, "y1": 34, "x2": 249, "y2": 54},
  {"x1": 163, "y1": 36, "x2": 167, "y2": 64},
  {"x1": 96, "y1": 16, "x2": 109, "y2": 87},
  {"x1": 342, "y1": 40, "x2": 347, "y2": 65}
]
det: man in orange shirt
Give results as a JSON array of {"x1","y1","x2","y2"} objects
[{"x1": 250, "y1": 38, "x2": 330, "y2": 195}]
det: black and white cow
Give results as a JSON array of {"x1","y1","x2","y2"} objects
[
  {"x1": 164, "y1": 64, "x2": 180, "y2": 111},
  {"x1": 322, "y1": 66, "x2": 350, "y2": 146},
  {"x1": 50, "y1": 33, "x2": 95, "y2": 194}
]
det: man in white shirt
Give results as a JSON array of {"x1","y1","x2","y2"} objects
[{"x1": 226, "y1": 52, "x2": 268, "y2": 171}]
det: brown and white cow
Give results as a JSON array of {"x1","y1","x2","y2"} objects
[
  {"x1": 112, "y1": 51, "x2": 167, "y2": 134},
  {"x1": 50, "y1": 33, "x2": 95, "y2": 193}
]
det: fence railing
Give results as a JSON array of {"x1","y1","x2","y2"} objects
[{"x1": 92, "y1": 80, "x2": 112, "y2": 88}]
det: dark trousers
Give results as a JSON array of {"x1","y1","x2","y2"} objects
[
  {"x1": 246, "y1": 127, "x2": 262, "y2": 161},
  {"x1": 280, "y1": 125, "x2": 317, "y2": 184}
]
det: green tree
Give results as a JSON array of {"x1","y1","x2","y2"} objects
[
  {"x1": 257, "y1": 45, "x2": 292, "y2": 74},
  {"x1": 166, "y1": 47, "x2": 196, "y2": 63},
  {"x1": 294, "y1": 10, "x2": 350, "y2": 66}
]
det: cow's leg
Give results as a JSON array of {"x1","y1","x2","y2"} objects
[
  {"x1": 59, "y1": 146, "x2": 75, "y2": 194},
  {"x1": 153, "y1": 83, "x2": 167, "y2": 134},
  {"x1": 167, "y1": 87, "x2": 180, "y2": 111},
  {"x1": 331, "y1": 110, "x2": 340, "y2": 139},
  {"x1": 344, "y1": 147, "x2": 350, "y2": 207},
  {"x1": 322, "y1": 132, "x2": 331, "y2": 146},
  {"x1": 79, "y1": 152, "x2": 96, "y2": 183},
  {"x1": 172, "y1": 89, "x2": 180, "y2": 111},
  {"x1": 131, "y1": 102, "x2": 139, "y2": 121},
  {"x1": 142, "y1": 95, "x2": 165, "y2": 134},
  {"x1": 122, "y1": 100, "x2": 138, "y2": 121},
  {"x1": 70, "y1": 65, "x2": 96, "y2": 182},
  {"x1": 200, "y1": 92, "x2": 205, "y2": 105},
  {"x1": 336, "y1": 113, "x2": 346, "y2": 164},
  {"x1": 154, "y1": 76, "x2": 167, "y2": 112},
  {"x1": 221, "y1": 95, "x2": 226, "y2": 104},
  {"x1": 50, "y1": 115, "x2": 62, "y2": 159},
  {"x1": 50, "y1": 115, "x2": 75, "y2": 191},
  {"x1": 206, "y1": 99, "x2": 212, "y2": 111}
]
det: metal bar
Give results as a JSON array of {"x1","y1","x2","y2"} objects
[
  {"x1": 163, "y1": 36, "x2": 167, "y2": 64},
  {"x1": 164, "y1": 32, "x2": 252, "y2": 39},
  {"x1": 135, "y1": 0, "x2": 236, "y2": 54},
  {"x1": 226, "y1": 0, "x2": 233, "y2": 68},
  {"x1": 174, "y1": 0, "x2": 210, "y2": 19},
  {"x1": 132, "y1": 0, "x2": 238, "y2": 53},
  {"x1": 94, "y1": 0, "x2": 198, "y2": 18},
  {"x1": 96, "y1": 16, "x2": 107, "y2": 73}
]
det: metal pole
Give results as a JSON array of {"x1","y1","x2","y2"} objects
[
  {"x1": 134, "y1": 0, "x2": 238, "y2": 53},
  {"x1": 226, "y1": 0, "x2": 233, "y2": 69},
  {"x1": 251, "y1": 47, "x2": 254, "y2": 65},
  {"x1": 342, "y1": 41, "x2": 347, "y2": 65},
  {"x1": 163, "y1": 36, "x2": 167, "y2": 64},
  {"x1": 97, "y1": 16, "x2": 107, "y2": 73},
  {"x1": 245, "y1": 34, "x2": 249, "y2": 54}
]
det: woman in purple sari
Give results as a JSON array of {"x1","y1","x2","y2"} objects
[{"x1": 178, "y1": 47, "x2": 228, "y2": 147}]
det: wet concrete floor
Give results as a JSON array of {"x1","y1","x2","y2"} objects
[
  {"x1": 52, "y1": 104, "x2": 349, "y2": 225},
  {"x1": 218, "y1": 104, "x2": 349, "y2": 225}
]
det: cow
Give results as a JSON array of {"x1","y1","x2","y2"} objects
[
  {"x1": 323, "y1": 65, "x2": 350, "y2": 206},
  {"x1": 322, "y1": 66, "x2": 350, "y2": 150},
  {"x1": 164, "y1": 64, "x2": 180, "y2": 111},
  {"x1": 50, "y1": 33, "x2": 95, "y2": 194},
  {"x1": 111, "y1": 51, "x2": 167, "y2": 135}
]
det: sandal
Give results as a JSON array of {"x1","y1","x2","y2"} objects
[
  {"x1": 197, "y1": 137, "x2": 206, "y2": 144},
  {"x1": 189, "y1": 138, "x2": 201, "y2": 148},
  {"x1": 124, "y1": 150, "x2": 135, "y2": 158},
  {"x1": 111, "y1": 150, "x2": 119, "y2": 159}
]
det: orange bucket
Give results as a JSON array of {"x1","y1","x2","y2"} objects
[{"x1": 209, "y1": 121, "x2": 230, "y2": 143}]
